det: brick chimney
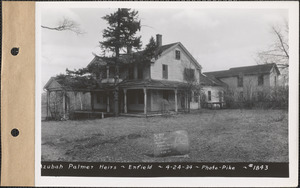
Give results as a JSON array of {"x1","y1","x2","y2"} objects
[{"x1": 156, "y1": 34, "x2": 162, "y2": 47}]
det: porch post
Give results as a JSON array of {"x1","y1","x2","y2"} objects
[
  {"x1": 54, "y1": 91, "x2": 57, "y2": 113},
  {"x1": 143, "y1": 88, "x2": 147, "y2": 114},
  {"x1": 106, "y1": 66, "x2": 109, "y2": 79},
  {"x1": 62, "y1": 91, "x2": 66, "y2": 119},
  {"x1": 124, "y1": 89, "x2": 127, "y2": 113},
  {"x1": 174, "y1": 89, "x2": 178, "y2": 112},
  {"x1": 106, "y1": 91, "x2": 110, "y2": 113},
  {"x1": 46, "y1": 90, "x2": 50, "y2": 118},
  {"x1": 91, "y1": 91, "x2": 94, "y2": 111},
  {"x1": 198, "y1": 94, "x2": 201, "y2": 109},
  {"x1": 185, "y1": 91, "x2": 188, "y2": 110}
]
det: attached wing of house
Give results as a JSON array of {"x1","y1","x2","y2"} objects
[
  {"x1": 204, "y1": 63, "x2": 280, "y2": 78},
  {"x1": 203, "y1": 63, "x2": 281, "y2": 103},
  {"x1": 200, "y1": 73, "x2": 227, "y2": 108}
]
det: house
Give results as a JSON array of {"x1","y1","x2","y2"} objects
[
  {"x1": 200, "y1": 73, "x2": 226, "y2": 108},
  {"x1": 44, "y1": 34, "x2": 202, "y2": 119},
  {"x1": 203, "y1": 63, "x2": 281, "y2": 102}
]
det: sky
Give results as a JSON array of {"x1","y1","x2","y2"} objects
[{"x1": 40, "y1": 4, "x2": 288, "y2": 87}]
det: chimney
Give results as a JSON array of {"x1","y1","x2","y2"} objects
[
  {"x1": 156, "y1": 34, "x2": 162, "y2": 47},
  {"x1": 127, "y1": 46, "x2": 132, "y2": 54}
]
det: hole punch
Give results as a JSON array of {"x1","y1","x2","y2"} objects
[
  {"x1": 11, "y1": 128, "x2": 19, "y2": 137},
  {"x1": 11, "y1": 47, "x2": 19, "y2": 56}
]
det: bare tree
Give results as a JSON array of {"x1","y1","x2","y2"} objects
[
  {"x1": 41, "y1": 17, "x2": 85, "y2": 35},
  {"x1": 256, "y1": 21, "x2": 289, "y2": 67}
]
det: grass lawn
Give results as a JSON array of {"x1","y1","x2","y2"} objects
[{"x1": 42, "y1": 109, "x2": 288, "y2": 162}]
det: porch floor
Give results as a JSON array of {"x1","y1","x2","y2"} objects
[
  {"x1": 73, "y1": 110, "x2": 114, "y2": 119},
  {"x1": 120, "y1": 110, "x2": 187, "y2": 117}
]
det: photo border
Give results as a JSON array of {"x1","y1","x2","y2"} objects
[{"x1": 35, "y1": 1, "x2": 299, "y2": 187}]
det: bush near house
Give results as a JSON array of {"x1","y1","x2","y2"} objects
[{"x1": 223, "y1": 86, "x2": 288, "y2": 109}]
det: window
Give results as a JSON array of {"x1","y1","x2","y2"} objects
[
  {"x1": 194, "y1": 91, "x2": 199, "y2": 102},
  {"x1": 162, "y1": 64, "x2": 168, "y2": 79},
  {"x1": 218, "y1": 91, "x2": 223, "y2": 102},
  {"x1": 128, "y1": 66, "x2": 134, "y2": 79},
  {"x1": 175, "y1": 50, "x2": 181, "y2": 60},
  {"x1": 128, "y1": 90, "x2": 135, "y2": 104},
  {"x1": 274, "y1": 76, "x2": 277, "y2": 86},
  {"x1": 208, "y1": 91, "x2": 211, "y2": 101},
  {"x1": 109, "y1": 67, "x2": 115, "y2": 78},
  {"x1": 184, "y1": 68, "x2": 195, "y2": 81},
  {"x1": 238, "y1": 91, "x2": 244, "y2": 101},
  {"x1": 191, "y1": 91, "x2": 195, "y2": 102},
  {"x1": 237, "y1": 74, "x2": 243, "y2": 87},
  {"x1": 163, "y1": 91, "x2": 169, "y2": 101},
  {"x1": 96, "y1": 93, "x2": 102, "y2": 103},
  {"x1": 137, "y1": 90, "x2": 144, "y2": 104},
  {"x1": 138, "y1": 66, "x2": 143, "y2": 79},
  {"x1": 96, "y1": 93, "x2": 106, "y2": 104},
  {"x1": 128, "y1": 95, "x2": 134, "y2": 104},
  {"x1": 101, "y1": 70, "x2": 107, "y2": 79},
  {"x1": 258, "y1": 75, "x2": 264, "y2": 86}
]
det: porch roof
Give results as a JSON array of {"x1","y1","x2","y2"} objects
[
  {"x1": 118, "y1": 79, "x2": 189, "y2": 89},
  {"x1": 44, "y1": 76, "x2": 115, "y2": 92},
  {"x1": 200, "y1": 73, "x2": 227, "y2": 87}
]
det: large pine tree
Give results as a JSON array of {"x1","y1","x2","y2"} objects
[
  {"x1": 100, "y1": 8, "x2": 142, "y2": 116},
  {"x1": 101, "y1": 8, "x2": 141, "y2": 57}
]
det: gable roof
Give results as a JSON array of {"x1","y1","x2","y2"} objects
[
  {"x1": 200, "y1": 73, "x2": 226, "y2": 87},
  {"x1": 44, "y1": 76, "x2": 113, "y2": 91},
  {"x1": 87, "y1": 56, "x2": 108, "y2": 68},
  {"x1": 87, "y1": 42, "x2": 202, "y2": 70},
  {"x1": 157, "y1": 42, "x2": 178, "y2": 54},
  {"x1": 43, "y1": 77, "x2": 63, "y2": 90},
  {"x1": 204, "y1": 63, "x2": 280, "y2": 78},
  {"x1": 158, "y1": 42, "x2": 202, "y2": 70}
]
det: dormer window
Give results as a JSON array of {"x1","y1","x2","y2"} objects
[{"x1": 175, "y1": 50, "x2": 181, "y2": 60}]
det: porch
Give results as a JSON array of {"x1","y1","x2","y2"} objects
[
  {"x1": 119, "y1": 79, "x2": 201, "y2": 115},
  {"x1": 43, "y1": 76, "x2": 115, "y2": 120}
]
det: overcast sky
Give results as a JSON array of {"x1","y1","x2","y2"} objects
[{"x1": 40, "y1": 6, "x2": 288, "y2": 87}]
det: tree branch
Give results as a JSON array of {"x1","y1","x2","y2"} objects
[
  {"x1": 272, "y1": 26, "x2": 289, "y2": 59},
  {"x1": 41, "y1": 18, "x2": 85, "y2": 35}
]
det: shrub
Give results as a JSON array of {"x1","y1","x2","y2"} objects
[{"x1": 223, "y1": 86, "x2": 288, "y2": 110}]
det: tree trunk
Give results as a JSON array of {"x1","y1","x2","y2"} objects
[
  {"x1": 113, "y1": 8, "x2": 121, "y2": 117},
  {"x1": 114, "y1": 87, "x2": 119, "y2": 116}
]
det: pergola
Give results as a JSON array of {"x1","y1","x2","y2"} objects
[{"x1": 43, "y1": 77, "x2": 114, "y2": 119}]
